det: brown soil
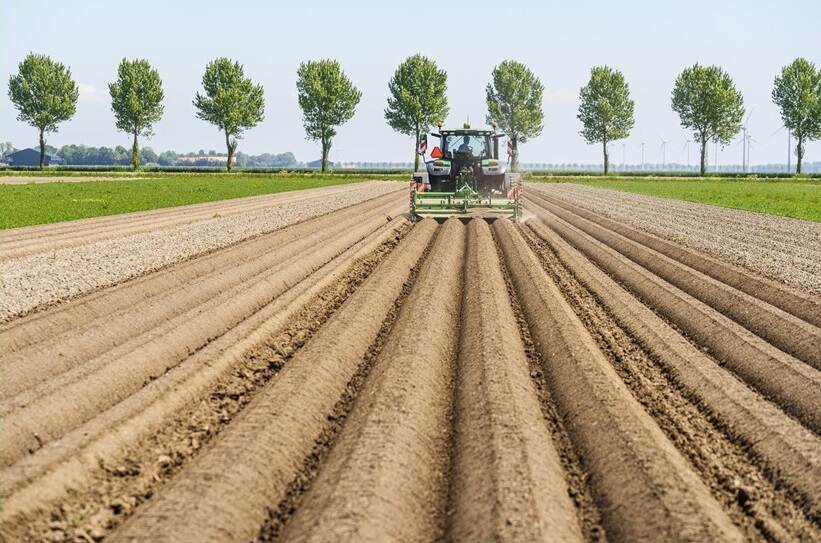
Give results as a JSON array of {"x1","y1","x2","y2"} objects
[
  {"x1": 2, "y1": 184, "x2": 818, "y2": 543},
  {"x1": 524, "y1": 199, "x2": 821, "y2": 434}
]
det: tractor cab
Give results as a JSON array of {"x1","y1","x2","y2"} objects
[{"x1": 411, "y1": 124, "x2": 521, "y2": 220}]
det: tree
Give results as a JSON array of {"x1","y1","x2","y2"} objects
[
  {"x1": 385, "y1": 54, "x2": 449, "y2": 171},
  {"x1": 194, "y1": 58, "x2": 264, "y2": 171},
  {"x1": 296, "y1": 59, "x2": 361, "y2": 172},
  {"x1": 8, "y1": 53, "x2": 78, "y2": 169},
  {"x1": 578, "y1": 66, "x2": 635, "y2": 175},
  {"x1": 772, "y1": 58, "x2": 821, "y2": 174},
  {"x1": 485, "y1": 60, "x2": 544, "y2": 171},
  {"x1": 109, "y1": 58, "x2": 165, "y2": 170},
  {"x1": 671, "y1": 64, "x2": 744, "y2": 175},
  {"x1": 158, "y1": 150, "x2": 178, "y2": 166},
  {"x1": 113, "y1": 145, "x2": 130, "y2": 165},
  {"x1": 140, "y1": 146, "x2": 158, "y2": 164}
]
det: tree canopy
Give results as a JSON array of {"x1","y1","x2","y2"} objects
[
  {"x1": 485, "y1": 60, "x2": 544, "y2": 171},
  {"x1": 385, "y1": 54, "x2": 449, "y2": 170},
  {"x1": 193, "y1": 58, "x2": 265, "y2": 171},
  {"x1": 671, "y1": 64, "x2": 744, "y2": 174},
  {"x1": 578, "y1": 66, "x2": 635, "y2": 175},
  {"x1": 109, "y1": 58, "x2": 165, "y2": 169},
  {"x1": 296, "y1": 59, "x2": 361, "y2": 172},
  {"x1": 8, "y1": 53, "x2": 79, "y2": 168},
  {"x1": 772, "y1": 57, "x2": 821, "y2": 174}
]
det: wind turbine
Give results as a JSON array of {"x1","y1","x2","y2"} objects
[
  {"x1": 659, "y1": 136, "x2": 668, "y2": 169},
  {"x1": 682, "y1": 138, "x2": 691, "y2": 169},
  {"x1": 741, "y1": 109, "x2": 754, "y2": 172}
]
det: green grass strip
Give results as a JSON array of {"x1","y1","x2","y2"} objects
[
  {"x1": 0, "y1": 173, "x2": 401, "y2": 229},
  {"x1": 529, "y1": 176, "x2": 821, "y2": 222}
]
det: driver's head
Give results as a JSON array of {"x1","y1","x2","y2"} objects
[{"x1": 462, "y1": 136, "x2": 469, "y2": 145}]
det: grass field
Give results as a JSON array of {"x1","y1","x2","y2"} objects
[
  {"x1": 0, "y1": 173, "x2": 400, "y2": 229},
  {"x1": 530, "y1": 176, "x2": 821, "y2": 222}
]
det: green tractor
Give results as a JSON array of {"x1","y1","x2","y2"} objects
[{"x1": 410, "y1": 124, "x2": 521, "y2": 220}]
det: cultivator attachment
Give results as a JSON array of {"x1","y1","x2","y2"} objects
[{"x1": 410, "y1": 173, "x2": 522, "y2": 221}]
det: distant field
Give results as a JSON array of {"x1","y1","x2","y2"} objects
[
  {"x1": 0, "y1": 173, "x2": 400, "y2": 229},
  {"x1": 530, "y1": 176, "x2": 821, "y2": 222}
]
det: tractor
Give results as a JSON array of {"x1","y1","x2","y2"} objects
[{"x1": 410, "y1": 124, "x2": 521, "y2": 220}]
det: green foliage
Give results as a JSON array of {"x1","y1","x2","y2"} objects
[
  {"x1": 193, "y1": 58, "x2": 265, "y2": 170},
  {"x1": 385, "y1": 54, "x2": 449, "y2": 170},
  {"x1": 109, "y1": 58, "x2": 165, "y2": 170},
  {"x1": 578, "y1": 66, "x2": 635, "y2": 174},
  {"x1": 531, "y1": 176, "x2": 821, "y2": 222},
  {"x1": 140, "y1": 147, "x2": 158, "y2": 164},
  {"x1": 158, "y1": 150, "x2": 178, "y2": 166},
  {"x1": 0, "y1": 174, "x2": 388, "y2": 229},
  {"x1": 297, "y1": 59, "x2": 361, "y2": 172},
  {"x1": 8, "y1": 53, "x2": 78, "y2": 168},
  {"x1": 485, "y1": 60, "x2": 544, "y2": 171},
  {"x1": 1, "y1": 142, "x2": 14, "y2": 158},
  {"x1": 772, "y1": 58, "x2": 821, "y2": 174},
  {"x1": 59, "y1": 144, "x2": 116, "y2": 165},
  {"x1": 671, "y1": 64, "x2": 744, "y2": 174}
]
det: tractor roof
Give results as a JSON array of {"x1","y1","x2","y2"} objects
[{"x1": 439, "y1": 128, "x2": 495, "y2": 135}]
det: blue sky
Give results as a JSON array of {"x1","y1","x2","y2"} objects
[{"x1": 1, "y1": 0, "x2": 818, "y2": 165}]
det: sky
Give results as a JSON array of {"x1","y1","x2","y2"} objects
[{"x1": 1, "y1": 0, "x2": 819, "y2": 166}]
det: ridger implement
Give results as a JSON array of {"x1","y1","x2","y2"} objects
[{"x1": 410, "y1": 123, "x2": 522, "y2": 220}]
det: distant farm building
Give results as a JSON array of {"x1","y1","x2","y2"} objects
[{"x1": 7, "y1": 148, "x2": 63, "y2": 166}]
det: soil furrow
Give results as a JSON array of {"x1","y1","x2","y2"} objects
[
  {"x1": 528, "y1": 184, "x2": 821, "y2": 253},
  {"x1": 533, "y1": 187, "x2": 819, "y2": 253},
  {"x1": 523, "y1": 217, "x2": 821, "y2": 521},
  {"x1": 277, "y1": 219, "x2": 465, "y2": 542},
  {"x1": 526, "y1": 192, "x2": 821, "y2": 369},
  {"x1": 444, "y1": 219, "x2": 583, "y2": 542},
  {"x1": 0, "y1": 184, "x2": 368, "y2": 259},
  {"x1": 525, "y1": 203, "x2": 821, "y2": 434},
  {"x1": 0, "y1": 190, "x2": 401, "y2": 355},
  {"x1": 527, "y1": 184, "x2": 821, "y2": 293},
  {"x1": 527, "y1": 190, "x2": 821, "y2": 329},
  {"x1": 108, "y1": 219, "x2": 437, "y2": 543},
  {"x1": 492, "y1": 232, "x2": 607, "y2": 542},
  {"x1": 0, "y1": 218, "x2": 411, "y2": 542},
  {"x1": 493, "y1": 218, "x2": 743, "y2": 542},
  {"x1": 520, "y1": 221, "x2": 821, "y2": 539},
  {"x1": 0, "y1": 185, "x2": 402, "y2": 322},
  {"x1": 0, "y1": 198, "x2": 401, "y2": 399},
  {"x1": 256, "y1": 224, "x2": 428, "y2": 543},
  {"x1": 0, "y1": 203, "x2": 401, "y2": 467}
]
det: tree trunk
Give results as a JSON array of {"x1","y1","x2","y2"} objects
[
  {"x1": 603, "y1": 140, "x2": 609, "y2": 175},
  {"x1": 132, "y1": 132, "x2": 140, "y2": 170},
  {"x1": 511, "y1": 136, "x2": 519, "y2": 172},
  {"x1": 39, "y1": 129, "x2": 45, "y2": 170},
  {"x1": 796, "y1": 136, "x2": 804, "y2": 174},
  {"x1": 414, "y1": 128, "x2": 420, "y2": 172},
  {"x1": 225, "y1": 131, "x2": 234, "y2": 172},
  {"x1": 321, "y1": 137, "x2": 330, "y2": 173},
  {"x1": 700, "y1": 137, "x2": 707, "y2": 176}
]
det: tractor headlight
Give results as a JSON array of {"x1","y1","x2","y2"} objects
[
  {"x1": 481, "y1": 159, "x2": 506, "y2": 176},
  {"x1": 427, "y1": 160, "x2": 451, "y2": 175}
]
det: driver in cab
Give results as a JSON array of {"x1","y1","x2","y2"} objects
[{"x1": 457, "y1": 135, "x2": 473, "y2": 155}]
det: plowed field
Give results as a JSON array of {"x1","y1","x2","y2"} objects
[{"x1": 1, "y1": 186, "x2": 819, "y2": 542}]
